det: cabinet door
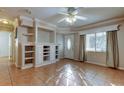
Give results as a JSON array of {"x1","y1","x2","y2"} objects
[
  {"x1": 20, "y1": 16, "x2": 33, "y2": 27},
  {"x1": 35, "y1": 45, "x2": 43, "y2": 66},
  {"x1": 50, "y1": 45, "x2": 55, "y2": 61}
]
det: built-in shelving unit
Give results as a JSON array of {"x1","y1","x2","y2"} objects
[
  {"x1": 43, "y1": 45, "x2": 50, "y2": 61},
  {"x1": 23, "y1": 33, "x2": 34, "y2": 36},
  {"x1": 15, "y1": 16, "x2": 59, "y2": 69},
  {"x1": 24, "y1": 45, "x2": 35, "y2": 68},
  {"x1": 55, "y1": 46, "x2": 59, "y2": 60}
]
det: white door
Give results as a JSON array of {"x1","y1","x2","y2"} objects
[{"x1": 64, "y1": 34, "x2": 74, "y2": 59}]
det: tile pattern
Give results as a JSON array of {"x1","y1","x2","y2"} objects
[{"x1": 0, "y1": 58, "x2": 124, "y2": 86}]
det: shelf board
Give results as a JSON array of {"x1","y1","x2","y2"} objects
[
  {"x1": 25, "y1": 51, "x2": 35, "y2": 53},
  {"x1": 23, "y1": 33, "x2": 34, "y2": 36},
  {"x1": 43, "y1": 52, "x2": 50, "y2": 53},
  {"x1": 43, "y1": 48, "x2": 50, "y2": 50},
  {"x1": 25, "y1": 42, "x2": 35, "y2": 46},
  {"x1": 43, "y1": 55, "x2": 50, "y2": 57},
  {"x1": 25, "y1": 57, "x2": 34, "y2": 60}
]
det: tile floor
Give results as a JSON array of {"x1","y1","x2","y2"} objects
[{"x1": 0, "y1": 58, "x2": 124, "y2": 86}]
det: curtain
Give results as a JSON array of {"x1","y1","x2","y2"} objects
[
  {"x1": 106, "y1": 31, "x2": 119, "y2": 69},
  {"x1": 79, "y1": 35, "x2": 86, "y2": 61}
]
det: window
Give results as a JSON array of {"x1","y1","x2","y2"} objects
[
  {"x1": 96, "y1": 32, "x2": 106, "y2": 52},
  {"x1": 86, "y1": 34, "x2": 95, "y2": 51},
  {"x1": 86, "y1": 32, "x2": 106, "y2": 52}
]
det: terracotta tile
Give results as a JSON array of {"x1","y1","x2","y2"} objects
[{"x1": 1, "y1": 58, "x2": 124, "y2": 86}]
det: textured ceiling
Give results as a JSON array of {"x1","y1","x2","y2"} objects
[{"x1": 0, "y1": 7, "x2": 124, "y2": 28}]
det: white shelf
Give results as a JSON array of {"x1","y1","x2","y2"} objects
[
  {"x1": 25, "y1": 42, "x2": 35, "y2": 46},
  {"x1": 43, "y1": 48, "x2": 50, "y2": 50},
  {"x1": 43, "y1": 55, "x2": 50, "y2": 57},
  {"x1": 23, "y1": 33, "x2": 34, "y2": 36},
  {"x1": 25, "y1": 51, "x2": 35, "y2": 53},
  {"x1": 25, "y1": 57, "x2": 34, "y2": 60},
  {"x1": 43, "y1": 51, "x2": 50, "y2": 53}
]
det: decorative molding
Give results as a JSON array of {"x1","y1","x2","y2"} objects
[
  {"x1": 118, "y1": 67, "x2": 124, "y2": 70},
  {"x1": 78, "y1": 24, "x2": 119, "y2": 35},
  {"x1": 86, "y1": 61, "x2": 124, "y2": 71},
  {"x1": 34, "y1": 18, "x2": 57, "y2": 31},
  {"x1": 86, "y1": 61, "x2": 107, "y2": 67},
  {"x1": 56, "y1": 27, "x2": 77, "y2": 34},
  {"x1": 72, "y1": 17, "x2": 124, "y2": 31}
]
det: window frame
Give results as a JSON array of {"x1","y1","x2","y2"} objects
[{"x1": 86, "y1": 32, "x2": 106, "y2": 52}]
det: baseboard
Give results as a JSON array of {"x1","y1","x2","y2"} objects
[
  {"x1": 118, "y1": 67, "x2": 124, "y2": 70},
  {"x1": 73, "y1": 59, "x2": 81, "y2": 62},
  {"x1": 85, "y1": 61, "x2": 106, "y2": 67}
]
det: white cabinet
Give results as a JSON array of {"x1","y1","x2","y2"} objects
[
  {"x1": 15, "y1": 16, "x2": 59, "y2": 69},
  {"x1": 50, "y1": 45, "x2": 55, "y2": 61},
  {"x1": 19, "y1": 16, "x2": 33, "y2": 27},
  {"x1": 21, "y1": 43, "x2": 35, "y2": 69},
  {"x1": 35, "y1": 44, "x2": 43, "y2": 67},
  {"x1": 35, "y1": 44, "x2": 58, "y2": 67}
]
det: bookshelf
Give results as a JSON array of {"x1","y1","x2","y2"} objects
[
  {"x1": 15, "y1": 16, "x2": 59, "y2": 69},
  {"x1": 21, "y1": 44, "x2": 35, "y2": 69},
  {"x1": 43, "y1": 45, "x2": 50, "y2": 61},
  {"x1": 55, "y1": 45, "x2": 59, "y2": 60}
]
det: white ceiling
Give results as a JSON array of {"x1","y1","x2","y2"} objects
[{"x1": 1, "y1": 7, "x2": 124, "y2": 28}]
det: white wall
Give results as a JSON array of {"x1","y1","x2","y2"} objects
[
  {"x1": 84, "y1": 22, "x2": 124, "y2": 68},
  {"x1": 117, "y1": 22, "x2": 124, "y2": 69},
  {"x1": 86, "y1": 52, "x2": 106, "y2": 66},
  {"x1": 37, "y1": 28, "x2": 55, "y2": 43},
  {"x1": 56, "y1": 33, "x2": 64, "y2": 58},
  {"x1": 0, "y1": 31, "x2": 11, "y2": 57},
  {"x1": 74, "y1": 22, "x2": 124, "y2": 69},
  {"x1": 37, "y1": 30, "x2": 50, "y2": 43},
  {"x1": 74, "y1": 33, "x2": 80, "y2": 60}
]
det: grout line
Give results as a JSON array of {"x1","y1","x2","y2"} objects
[{"x1": 7, "y1": 61, "x2": 14, "y2": 86}]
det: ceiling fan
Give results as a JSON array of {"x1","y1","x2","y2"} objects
[{"x1": 57, "y1": 7, "x2": 87, "y2": 24}]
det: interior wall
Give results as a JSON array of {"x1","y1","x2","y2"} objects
[
  {"x1": 86, "y1": 52, "x2": 106, "y2": 66},
  {"x1": 0, "y1": 31, "x2": 11, "y2": 57},
  {"x1": 85, "y1": 22, "x2": 124, "y2": 68},
  {"x1": 37, "y1": 28, "x2": 55, "y2": 43},
  {"x1": 37, "y1": 30, "x2": 50, "y2": 43},
  {"x1": 74, "y1": 21, "x2": 124, "y2": 69},
  {"x1": 56, "y1": 33, "x2": 64, "y2": 58},
  {"x1": 74, "y1": 33, "x2": 80, "y2": 60},
  {"x1": 117, "y1": 22, "x2": 124, "y2": 69}
]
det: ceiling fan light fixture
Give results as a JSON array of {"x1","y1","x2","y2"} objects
[{"x1": 66, "y1": 16, "x2": 76, "y2": 24}]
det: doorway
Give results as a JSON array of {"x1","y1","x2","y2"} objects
[
  {"x1": 0, "y1": 31, "x2": 12, "y2": 61},
  {"x1": 64, "y1": 34, "x2": 74, "y2": 59}
]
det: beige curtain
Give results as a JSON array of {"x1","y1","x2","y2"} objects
[
  {"x1": 106, "y1": 31, "x2": 119, "y2": 69},
  {"x1": 79, "y1": 35, "x2": 86, "y2": 62}
]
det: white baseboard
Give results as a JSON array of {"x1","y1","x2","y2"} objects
[
  {"x1": 118, "y1": 67, "x2": 124, "y2": 70},
  {"x1": 86, "y1": 61, "x2": 124, "y2": 71},
  {"x1": 85, "y1": 61, "x2": 106, "y2": 67},
  {"x1": 73, "y1": 59, "x2": 81, "y2": 61}
]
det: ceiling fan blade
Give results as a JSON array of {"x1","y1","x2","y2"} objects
[
  {"x1": 58, "y1": 12, "x2": 69, "y2": 16},
  {"x1": 57, "y1": 18, "x2": 65, "y2": 23},
  {"x1": 75, "y1": 16, "x2": 87, "y2": 20}
]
